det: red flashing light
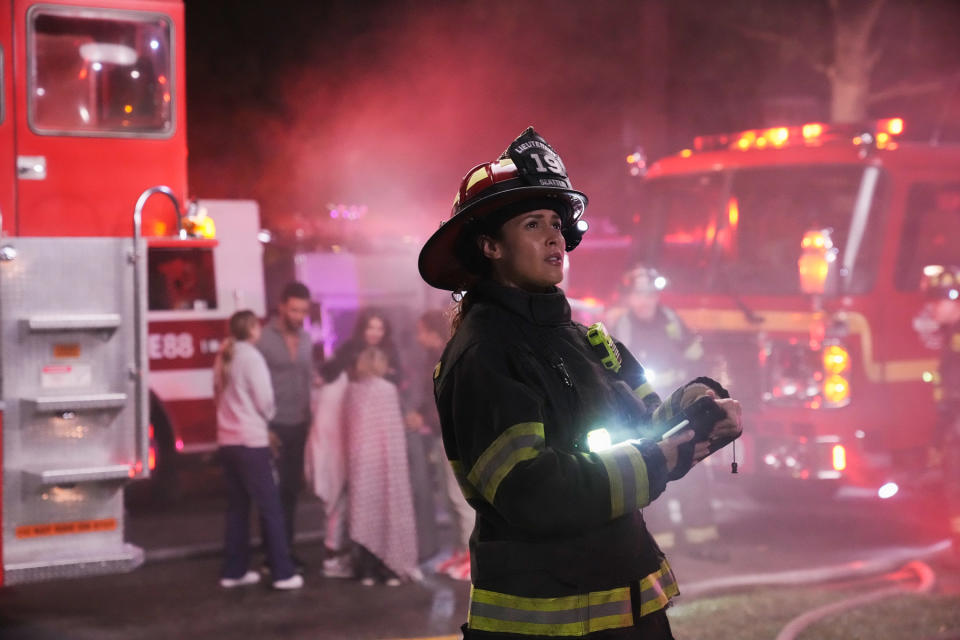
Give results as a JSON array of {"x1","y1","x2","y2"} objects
[
  {"x1": 148, "y1": 424, "x2": 157, "y2": 471},
  {"x1": 880, "y1": 117, "x2": 904, "y2": 136},
  {"x1": 727, "y1": 197, "x2": 739, "y2": 227},
  {"x1": 832, "y1": 444, "x2": 847, "y2": 471},
  {"x1": 802, "y1": 123, "x2": 824, "y2": 140},
  {"x1": 680, "y1": 118, "x2": 905, "y2": 155}
]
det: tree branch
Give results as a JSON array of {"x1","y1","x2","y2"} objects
[
  {"x1": 726, "y1": 23, "x2": 831, "y2": 78},
  {"x1": 867, "y1": 78, "x2": 951, "y2": 104}
]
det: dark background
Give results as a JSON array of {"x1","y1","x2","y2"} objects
[{"x1": 183, "y1": 0, "x2": 960, "y2": 247}]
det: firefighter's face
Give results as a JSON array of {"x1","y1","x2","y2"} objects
[
  {"x1": 627, "y1": 289, "x2": 659, "y2": 320},
  {"x1": 481, "y1": 209, "x2": 565, "y2": 292},
  {"x1": 364, "y1": 316, "x2": 386, "y2": 346},
  {"x1": 280, "y1": 296, "x2": 310, "y2": 331}
]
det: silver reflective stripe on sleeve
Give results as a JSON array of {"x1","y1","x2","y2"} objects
[
  {"x1": 595, "y1": 442, "x2": 650, "y2": 517},
  {"x1": 467, "y1": 422, "x2": 545, "y2": 504}
]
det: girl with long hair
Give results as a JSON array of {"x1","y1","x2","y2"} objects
[{"x1": 214, "y1": 310, "x2": 302, "y2": 590}]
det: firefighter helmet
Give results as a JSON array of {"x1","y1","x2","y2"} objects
[
  {"x1": 622, "y1": 264, "x2": 667, "y2": 294},
  {"x1": 921, "y1": 265, "x2": 960, "y2": 300},
  {"x1": 418, "y1": 127, "x2": 588, "y2": 291}
]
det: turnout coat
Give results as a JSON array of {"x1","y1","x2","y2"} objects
[{"x1": 434, "y1": 280, "x2": 714, "y2": 639}]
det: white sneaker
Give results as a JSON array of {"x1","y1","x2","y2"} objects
[
  {"x1": 360, "y1": 577, "x2": 376, "y2": 587},
  {"x1": 384, "y1": 577, "x2": 402, "y2": 587},
  {"x1": 272, "y1": 574, "x2": 304, "y2": 590},
  {"x1": 220, "y1": 570, "x2": 261, "y2": 588},
  {"x1": 323, "y1": 555, "x2": 354, "y2": 579}
]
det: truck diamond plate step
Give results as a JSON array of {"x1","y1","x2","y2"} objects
[
  {"x1": 24, "y1": 464, "x2": 132, "y2": 484},
  {"x1": 3, "y1": 543, "x2": 143, "y2": 586},
  {"x1": 28, "y1": 393, "x2": 127, "y2": 413},
  {"x1": 26, "y1": 313, "x2": 121, "y2": 331}
]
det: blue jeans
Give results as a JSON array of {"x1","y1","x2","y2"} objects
[{"x1": 219, "y1": 446, "x2": 295, "y2": 580}]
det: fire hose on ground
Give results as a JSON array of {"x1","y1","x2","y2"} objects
[{"x1": 679, "y1": 540, "x2": 949, "y2": 640}]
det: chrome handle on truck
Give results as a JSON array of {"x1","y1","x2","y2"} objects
[{"x1": 130, "y1": 186, "x2": 184, "y2": 478}]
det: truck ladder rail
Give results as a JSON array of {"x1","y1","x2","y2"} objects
[{"x1": 131, "y1": 186, "x2": 184, "y2": 479}]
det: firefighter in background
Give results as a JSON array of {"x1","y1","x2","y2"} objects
[
  {"x1": 916, "y1": 265, "x2": 960, "y2": 560},
  {"x1": 607, "y1": 265, "x2": 722, "y2": 558},
  {"x1": 608, "y1": 265, "x2": 704, "y2": 389}
]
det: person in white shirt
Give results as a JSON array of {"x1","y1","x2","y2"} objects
[{"x1": 214, "y1": 310, "x2": 303, "y2": 590}]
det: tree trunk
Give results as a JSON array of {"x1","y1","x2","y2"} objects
[{"x1": 829, "y1": 0, "x2": 884, "y2": 123}]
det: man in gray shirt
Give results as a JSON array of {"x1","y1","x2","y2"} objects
[{"x1": 257, "y1": 281, "x2": 315, "y2": 570}]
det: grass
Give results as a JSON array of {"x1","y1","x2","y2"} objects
[{"x1": 667, "y1": 584, "x2": 960, "y2": 640}]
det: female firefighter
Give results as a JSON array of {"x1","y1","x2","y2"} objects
[{"x1": 417, "y1": 127, "x2": 742, "y2": 639}]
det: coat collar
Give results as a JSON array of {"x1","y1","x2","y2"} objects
[{"x1": 476, "y1": 279, "x2": 571, "y2": 327}]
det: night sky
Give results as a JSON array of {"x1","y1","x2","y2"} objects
[{"x1": 182, "y1": 0, "x2": 960, "y2": 245}]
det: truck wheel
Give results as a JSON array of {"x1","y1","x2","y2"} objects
[
  {"x1": 148, "y1": 394, "x2": 181, "y2": 505},
  {"x1": 127, "y1": 394, "x2": 181, "y2": 508}
]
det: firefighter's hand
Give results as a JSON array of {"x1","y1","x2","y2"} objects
[
  {"x1": 705, "y1": 391, "x2": 742, "y2": 446},
  {"x1": 657, "y1": 429, "x2": 708, "y2": 479},
  {"x1": 269, "y1": 431, "x2": 282, "y2": 459},
  {"x1": 404, "y1": 410, "x2": 425, "y2": 433}
]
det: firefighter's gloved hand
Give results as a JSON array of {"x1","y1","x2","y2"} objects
[
  {"x1": 658, "y1": 429, "x2": 706, "y2": 481},
  {"x1": 679, "y1": 382, "x2": 713, "y2": 409},
  {"x1": 705, "y1": 392, "x2": 743, "y2": 451}
]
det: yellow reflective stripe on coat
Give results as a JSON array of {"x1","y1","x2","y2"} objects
[
  {"x1": 594, "y1": 442, "x2": 650, "y2": 517},
  {"x1": 633, "y1": 381, "x2": 657, "y2": 402},
  {"x1": 638, "y1": 560, "x2": 680, "y2": 616},
  {"x1": 468, "y1": 585, "x2": 633, "y2": 636},
  {"x1": 467, "y1": 422, "x2": 545, "y2": 503},
  {"x1": 449, "y1": 460, "x2": 481, "y2": 501},
  {"x1": 652, "y1": 385, "x2": 685, "y2": 425},
  {"x1": 467, "y1": 559, "x2": 679, "y2": 636}
]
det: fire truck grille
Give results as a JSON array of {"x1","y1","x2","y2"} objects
[{"x1": 701, "y1": 334, "x2": 763, "y2": 408}]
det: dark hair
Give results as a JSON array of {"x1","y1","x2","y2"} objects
[
  {"x1": 352, "y1": 307, "x2": 393, "y2": 345},
  {"x1": 229, "y1": 309, "x2": 259, "y2": 341},
  {"x1": 450, "y1": 221, "x2": 504, "y2": 333},
  {"x1": 419, "y1": 309, "x2": 450, "y2": 338},
  {"x1": 281, "y1": 281, "x2": 311, "y2": 302}
]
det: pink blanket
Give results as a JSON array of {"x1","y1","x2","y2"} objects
[{"x1": 345, "y1": 377, "x2": 419, "y2": 578}]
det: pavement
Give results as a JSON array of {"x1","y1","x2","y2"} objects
[
  {"x1": 9, "y1": 435, "x2": 960, "y2": 639},
  {"x1": 13, "y1": 462, "x2": 938, "y2": 640}
]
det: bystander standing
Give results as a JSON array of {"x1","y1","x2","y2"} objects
[
  {"x1": 257, "y1": 281, "x2": 315, "y2": 571},
  {"x1": 214, "y1": 310, "x2": 303, "y2": 590}
]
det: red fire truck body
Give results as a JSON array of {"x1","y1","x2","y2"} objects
[
  {"x1": 0, "y1": 0, "x2": 264, "y2": 585},
  {"x1": 630, "y1": 121, "x2": 960, "y2": 498}
]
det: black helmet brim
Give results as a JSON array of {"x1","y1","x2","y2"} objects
[{"x1": 417, "y1": 185, "x2": 587, "y2": 291}]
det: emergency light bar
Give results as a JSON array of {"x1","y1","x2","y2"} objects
[{"x1": 689, "y1": 118, "x2": 905, "y2": 154}]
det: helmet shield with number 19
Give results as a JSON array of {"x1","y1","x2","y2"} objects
[{"x1": 418, "y1": 127, "x2": 588, "y2": 291}]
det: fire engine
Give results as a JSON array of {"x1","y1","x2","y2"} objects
[
  {"x1": 0, "y1": 0, "x2": 267, "y2": 585},
  {"x1": 610, "y1": 118, "x2": 960, "y2": 499}
]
